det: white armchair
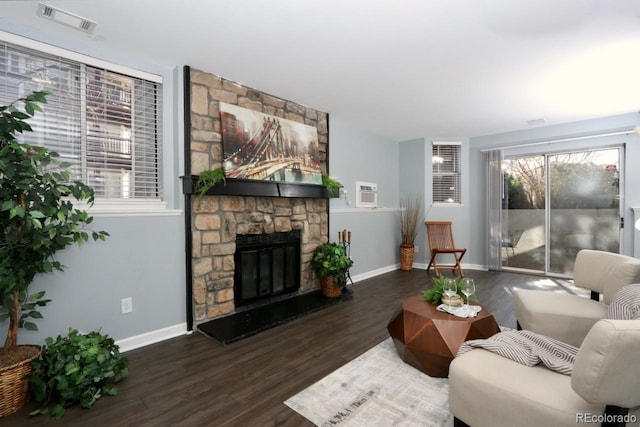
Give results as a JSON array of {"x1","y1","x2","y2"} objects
[
  {"x1": 449, "y1": 319, "x2": 640, "y2": 427},
  {"x1": 513, "y1": 249, "x2": 640, "y2": 347}
]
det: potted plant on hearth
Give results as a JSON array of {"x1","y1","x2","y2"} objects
[
  {"x1": 0, "y1": 91, "x2": 108, "y2": 416},
  {"x1": 399, "y1": 194, "x2": 423, "y2": 270},
  {"x1": 312, "y1": 242, "x2": 353, "y2": 297}
]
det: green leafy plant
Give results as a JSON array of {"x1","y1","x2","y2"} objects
[
  {"x1": 322, "y1": 174, "x2": 343, "y2": 198},
  {"x1": 312, "y1": 242, "x2": 353, "y2": 286},
  {"x1": 0, "y1": 91, "x2": 108, "y2": 359},
  {"x1": 29, "y1": 328, "x2": 129, "y2": 419},
  {"x1": 423, "y1": 276, "x2": 478, "y2": 305},
  {"x1": 195, "y1": 167, "x2": 226, "y2": 198}
]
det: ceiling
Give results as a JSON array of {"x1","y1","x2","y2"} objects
[{"x1": 1, "y1": 0, "x2": 639, "y2": 141}]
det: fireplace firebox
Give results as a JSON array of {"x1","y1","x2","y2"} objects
[{"x1": 234, "y1": 231, "x2": 301, "y2": 307}]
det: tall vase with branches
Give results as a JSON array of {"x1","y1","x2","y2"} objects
[{"x1": 399, "y1": 194, "x2": 423, "y2": 271}]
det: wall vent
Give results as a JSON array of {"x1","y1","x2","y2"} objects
[
  {"x1": 356, "y1": 181, "x2": 377, "y2": 208},
  {"x1": 41, "y1": 5, "x2": 55, "y2": 17},
  {"x1": 37, "y1": 3, "x2": 97, "y2": 34}
]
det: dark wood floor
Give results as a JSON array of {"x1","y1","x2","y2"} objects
[{"x1": 4, "y1": 268, "x2": 578, "y2": 426}]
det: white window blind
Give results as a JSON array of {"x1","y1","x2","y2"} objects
[
  {"x1": 432, "y1": 141, "x2": 461, "y2": 204},
  {"x1": 0, "y1": 40, "x2": 162, "y2": 200}
]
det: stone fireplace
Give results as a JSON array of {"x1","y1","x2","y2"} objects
[{"x1": 186, "y1": 67, "x2": 329, "y2": 325}]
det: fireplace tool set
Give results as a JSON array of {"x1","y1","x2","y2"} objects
[{"x1": 338, "y1": 229, "x2": 354, "y2": 288}]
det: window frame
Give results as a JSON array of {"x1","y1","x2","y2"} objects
[
  {"x1": 432, "y1": 140, "x2": 462, "y2": 206},
  {"x1": 0, "y1": 30, "x2": 168, "y2": 214}
]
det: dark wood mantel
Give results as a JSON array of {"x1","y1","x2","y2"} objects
[{"x1": 181, "y1": 175, "x2": 329, "y2": 198}]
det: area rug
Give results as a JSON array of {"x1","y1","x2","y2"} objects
[{"x1": 285, "y1": 337, "x2": 452, "y2": 426}]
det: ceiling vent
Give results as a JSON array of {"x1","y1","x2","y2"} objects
[
  {"x1": 526, "y1": 118, "x2": 547, "y2": 126},
  {"x1": 37, "y1": 3, "x2": 97, "y2": 34}
]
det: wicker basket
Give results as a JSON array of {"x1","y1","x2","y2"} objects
[
  {"x1": 0, "y1": 345, "x2": 41, "y2": 417},
  {"x1": 320, "y1": 276, "x2": 343, "y2": 297},
  {"x1": 399, "y1": 244, "x2": 415, "y2": 271}
]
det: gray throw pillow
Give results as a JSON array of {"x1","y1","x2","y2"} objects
[{"x1": 606, "y1": 283, "x2": 640, "y2": 320}]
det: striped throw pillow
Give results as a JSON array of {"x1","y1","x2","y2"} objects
[{"x1": 606, "y1": 283, "x2": 640, "y2": 320}]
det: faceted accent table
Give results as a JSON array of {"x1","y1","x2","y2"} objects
[{"x1": 387, "y1": 294, "x2": 500, "y2": 378}]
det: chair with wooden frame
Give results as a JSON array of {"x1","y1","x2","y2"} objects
[{"x1": 425, "y1": 221, "x2": 467, "y2": 277}]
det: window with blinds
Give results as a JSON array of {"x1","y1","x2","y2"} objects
[
  {"x1": 0, "y1": 40, "x2": 162, "y2": 200},
  {"x1": 432, "y1": 141, "x2": 461, "y2": 204}
]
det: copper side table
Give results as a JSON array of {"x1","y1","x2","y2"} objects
[{"x1": 387, "y1": 294, "x2": 500, "y2": 378}]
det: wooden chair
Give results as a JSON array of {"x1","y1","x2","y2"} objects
[{"x1": 425, "y1": 221, "x2": 467, "y2": 277}]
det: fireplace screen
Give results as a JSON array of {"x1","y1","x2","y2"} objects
[{"x1": 234, "y1": 231, "x2": 300, "y2": 306}]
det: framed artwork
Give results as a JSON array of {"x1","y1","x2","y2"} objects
[{"x1": 220, "y1": 102, "x2": 322, "y2": 184}]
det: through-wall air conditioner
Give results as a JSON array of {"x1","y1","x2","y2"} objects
[{"x1": 356, "y1": 181, "x2": 377, "y2": 208}]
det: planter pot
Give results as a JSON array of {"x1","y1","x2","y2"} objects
[
  {"x1": 320, "y1": 276, "x2": 343, "y2": 297},
  {"x1": 0, "y1": 345, "x2": 41, "y2": 417},
  {"x1": 400, "y1": 244, "x2": 415, "y2": 271}
]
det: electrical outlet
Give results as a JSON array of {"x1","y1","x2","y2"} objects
[
  {"x1": 121, "y1": 297, "x2": 133, "y2": 314},
  {"x1": 414, "y1": 245, "x2": 419, "y2": 253}
]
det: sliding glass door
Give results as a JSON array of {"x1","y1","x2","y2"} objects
[{"x1": 502, "y1": 147, "x2": 622, "y2": 275}]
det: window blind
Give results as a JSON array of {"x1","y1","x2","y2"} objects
[
  {"x1": 432, "y1": 141, "x2": 461, "y2": 204},
  {"x1": 0, "y1": 40, "x2": 162, "y2": 200}
]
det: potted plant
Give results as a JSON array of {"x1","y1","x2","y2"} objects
[
  {"x1": 29, "y1": 328, "x2": 128, "y2": 419},
  {"x1": 195, "y1": 167, "x2": 226, "y2": 198},
  {"x1": 322, "y1": 174, "x2": 343, "y2": 198},
  {"x1": 0, "y1": 91, "x2": 108, "y2": 416},
  {"x1": 399, "y1": 194, "x2": 423, "y2": 270},
  {"x1": 423, "y1": 276, "x2": 479, "y2": 305},
  {"x1": 312, "y1": 242, "x2": 353, "y2": 297}
]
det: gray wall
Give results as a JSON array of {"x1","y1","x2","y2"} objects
[
  {"x1": 3, "y1": 16, "x2": 640, "y2": 352},
  {"x1": 469, "y1": 113, "x2": 640, "y2": 267},
  {"x1": 398, "y1": 137, "x2": 475, "y2": 267},
  {"x1": 398, "y1": 138, "x2": 427, "y2": 264},
  {"x1": 398, "y1": 115, "x2": 640, "y2": 270},
  {"x1": 327, "y1": 117, "x2": 400, "y2": 279},
  {"x1": 16, "y1": 215, "x2": 185, "y2": 343},
  {"x1": 0, "y1": 23, "x2": 186, "y2": 350}
]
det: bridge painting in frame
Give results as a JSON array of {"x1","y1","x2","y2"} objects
[{"x1": 219, "y1": 102, "x2": 323, "y2": 184}]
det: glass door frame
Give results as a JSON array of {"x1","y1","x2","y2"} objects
[{"x1": 502, "y1": 144, "x2": 624, "y2": 278}]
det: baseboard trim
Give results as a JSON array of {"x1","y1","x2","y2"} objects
[
  {"x1": 350, "y1": 264, "x2": 400, "y2": 283},
  {"x1": 116, "y1": 263, "x2": 488, "y2": 352},
  {"x1": 116, "y1": 323, "x2": 188, "y2": 353}
]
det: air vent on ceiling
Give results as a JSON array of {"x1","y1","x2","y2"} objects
[
  {"x1": 37, "y1": 2, "x2": 97, "y2": 34},
  {"x1": 356, "y1": 181, "x2": 377, "y2": 208},
  {"x1": 527, "y1": 118, "x2": 547, "y2": 126},
  {"x1": 40, "y1": 4, "x2": 54, "y2": 17}
]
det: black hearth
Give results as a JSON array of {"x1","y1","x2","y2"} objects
[{"x1": 234, "y1": 230, "x2": 301, "y2": 307}]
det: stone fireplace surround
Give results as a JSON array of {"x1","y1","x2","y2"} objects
[{"x1": 186, "y1": 67, "x2": 330, "y2": 325}]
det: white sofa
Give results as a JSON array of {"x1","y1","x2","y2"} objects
[
  {"x1": 449, "y1": 318, "x2": 640, "y2": 427},
  {"x1": 513, "y1": 249, "x2": 640, "y2": 347}
]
